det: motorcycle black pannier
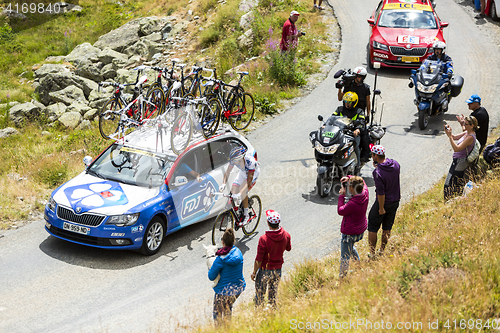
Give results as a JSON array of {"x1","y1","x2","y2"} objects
[{"x1": 450, "y1": 75, "x2": 464, "y2": 98}]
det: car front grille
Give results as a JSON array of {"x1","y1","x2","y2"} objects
[
  {"x1": 57, "y1": 206, "x2": 106, "y2": 227},
  {"x1": 390, "y1": 46, "x2": 427, "y2": 57}
]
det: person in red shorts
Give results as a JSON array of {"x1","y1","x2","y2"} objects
[{"x1": 280, "y1": 11, "x2": 304, "y2": 52}]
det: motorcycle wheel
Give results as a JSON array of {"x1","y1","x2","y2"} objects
[
  {"x1": 418, "y1": 109, "x2": 429, "y2": 130},
  {"x1": 316, "y1": 175, "x2": 333, "y2": 197}
]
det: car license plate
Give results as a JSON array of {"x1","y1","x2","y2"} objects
[
  {"x1": 401, "y1": 56, "x2": 419, "y2": 62},
  {"x1": 63, "y1": 222, "x2": 90, "y2": 235}
]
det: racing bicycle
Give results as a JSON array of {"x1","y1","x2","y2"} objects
[{"x1": 211, "y1": 191, "x2": 262, "y2": 247}]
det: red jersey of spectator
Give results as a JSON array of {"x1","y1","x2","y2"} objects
[
  {"x1": 280, "y1": 13, "x2": 299, "y2": 51},
  {"x1": 255, "y1": 227, "x2": 292, "y2": 270}
]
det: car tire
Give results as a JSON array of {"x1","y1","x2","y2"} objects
[
  {"x1": 140, "y1": 216, "x2": 166, "y2": 256},
  {"x1": 491, "y1": 0, "x2": 499, "y2": 20}
]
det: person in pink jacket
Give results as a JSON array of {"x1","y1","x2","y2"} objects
[{"x1": 337, "y1": 175, "x2": 368, "y2": 278}]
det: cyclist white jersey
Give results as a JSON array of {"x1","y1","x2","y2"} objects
[{"x1": 232, "y1": 152, "x2": 260, "y2": 188}]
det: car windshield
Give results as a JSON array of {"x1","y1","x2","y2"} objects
[
  {"x1": 87, "y1": 143, "x2": 174, "y2": 188},
  {"x1": 378, "y1": 10, "x2": 437, "y2": 29}
]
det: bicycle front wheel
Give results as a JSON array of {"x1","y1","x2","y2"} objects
[
  {"x1": 201, "y1": 98, "x2": 221, "y2": 139},
  {"x1": 99, "y1": 98, "x2": 124, "y2": 139},
  {"x1": 242, "y1": 195, "x2": 262, "y2": 236},
  {"x1": 212, "y1": 210, "x2": 235, "y2": 246},
  {"x1": 170, "y1": 112, "x2": 193, "y2": 155},
  {"x1": 229, "y1": 92, "x2": 255, "y2": 131}
]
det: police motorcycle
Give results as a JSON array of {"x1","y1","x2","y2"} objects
[
  {"x1": 408, "y1": 60, "x2": 464, "y2": 130},
  {"x1": 309, "y1": 115, "x2": 360, "y2": 197}
]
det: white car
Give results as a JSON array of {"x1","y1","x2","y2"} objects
[{"x1": 44, "y1": 128, "x2": 256, "y2": 255}]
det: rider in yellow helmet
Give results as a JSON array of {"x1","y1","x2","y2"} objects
[{"x1": 333, "y1": 92, "x2": 369, "y2": 171}]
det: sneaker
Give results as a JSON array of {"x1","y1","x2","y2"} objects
[
  {"x1": 318, "y1": 5, "x2": 325, "y2": 10},
  {"x1": 313, "y1": 4, "x2": 318, "y2": 9},
  {"x1": 239, "y1": 215, "x2": 250, "y2": 227}
]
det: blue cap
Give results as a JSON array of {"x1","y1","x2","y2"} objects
[{"x1": 465, "y1": 94, "x2": 481, "y2": 104}]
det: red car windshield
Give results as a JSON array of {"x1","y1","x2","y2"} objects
[{"x1": 378, "y1": 10, "x2": 438, "y2": 29}]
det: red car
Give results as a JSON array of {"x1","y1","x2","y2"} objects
[{"x1": 368, "y1": 0, "x2": 448, "y2": 68}]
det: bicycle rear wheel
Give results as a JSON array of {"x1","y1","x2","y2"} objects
[
  {"x1": 212, "y1": 210, "x2": 235, "y2": 246},
  {"x1": 170, "y1": 111, "x2": 193, "y2": 155},
  {"x1": 200, "y1": 98, "x2": 221, "y2": 139},
  {"x1": 242, "y1": 195, "x2": 261, "y2": 236},
  {"x1": 99, "y1": 98, "x2": 124, "y2": 139},
  {"x1": 144, "y1": 86, "x2": 165, "y2": 119},
  {"x1": 229, "y1": 92, "x2": 255, "y2": 131}
]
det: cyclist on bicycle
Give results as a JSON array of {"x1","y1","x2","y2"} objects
[{"x1": 220, "y1": 146, "x2": 260, "y2": 226}]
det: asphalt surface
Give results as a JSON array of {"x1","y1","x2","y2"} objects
[{"x1": 1, "y1": 0, "x2": 499, "y2": 332}]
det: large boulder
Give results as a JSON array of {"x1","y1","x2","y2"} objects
[
  {"x1": 93, "y1": 18, "x2": 143, "y2": 53},
  {"x1": 58, "y1": 112, "x2": 82, "y2": 129},
  {"x1": 239, "y1": 11, "x2": 255, "y2": 31},
  {"x1": 65, "y1": 42, "x2": 100, "y2": 67},
  {"x1": 34, "y1": 64, "x2": 71, "y2": 80},
  {"x1": 67, "y1": 101, "x2": 92, "y2": 115},
  {"x1": 237, "y1": 29, "x2": 254, "y2": 49},
  {"x1": 97, "y1": 47, "x2": 128, "y2": 65},
  {"x1": 49, "y1": 85, "x2": 86, "y2": 106},
  {"x1": 138, "y1": 17, "x2": 166, "y2": 36},
  {"x1": 37, "y1": 72, "x2": 98, "y2": 105},
  {"x1": 75, "y1": 62, "x2": 104, "y2": 82},
  {"x1": 9, "y1": 102, "x2": 41, "y2": 126},
  {"x1": 125, "y1": 38, "x2": 164, "y2": 61},
  {"x1": 0, "y1": 127, "x2": 20, "y2": 139},
  {"x1": 101, "y1": 63, "x2": 117, "y2": 80},
  {"x1": 46, "y1": 102, "x2": 67, "y2": 121}
]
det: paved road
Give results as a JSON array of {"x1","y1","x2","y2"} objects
[{"x1": 1, "y1": 1, "x2": 499, "y2": 332}]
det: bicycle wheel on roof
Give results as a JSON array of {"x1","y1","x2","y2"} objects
[
  {"x1": 170, "y1": 111, "x2": 193, "y2": 155},
  {"x1": 229, "y1": 92, "x2": 255, "y2": 131},
  {"x1": 99, "y1": 98, "x2": 124, "y2": 139},
  {"x1": 143, "y1": 87, "x2": 164, "y2": 120},
  {"x1": 201, "y1": 98, "x2": 221, "y2": 139}
]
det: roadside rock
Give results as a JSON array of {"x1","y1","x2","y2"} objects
[
  {"x1": 98, "y1": 47, "x2": 128, "y2": 66},
  {"x1": 0, "y1": 127, "x2": 19, "y2": 139},
  {"x1": 239, "y1": 11, "x2": 254, "y2": 31},
  {"x1": 125, "y1": 38, "x2": 164, "y2": 61},
  {"x1": 49, "y1": 85, "x2": 86, "y2": 106},
  {"x1": 34, "y1": 64, "x2": 71, "y2": 79},
  {"x1": 9, "y1": 102, "x2": 41, "y2": 127},
  {"x1": 93, "y1": 18, "x2": 142, "y2": 53},
  {"x1": 58, "y1": 111, "x2": 82, "y2": 129},
  {"x1": 237, "y1": 29, "x2": 254, "y2": 49},
  {"x1": 45, "y1": 102, "x2": 67, "y2": 119},
  {"x1": 74, "y1": 62, "x2": 104, "y2": 82},
  {"x1": 101, "y1": 63, "x2": 117, "y2": 80},
  {"x1": 65, "y1": 42, "x2": 101, "y2": 67},
  {"x1": 67, "y1": 101, "x2": 92, "y2": 115},
  {"x1": 76, "y1": 119, "x2": 91, "y2": 130}
]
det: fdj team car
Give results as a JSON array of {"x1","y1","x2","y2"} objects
[{"x1": 44, "y1": 128, "x2": 255, "y2": 255}]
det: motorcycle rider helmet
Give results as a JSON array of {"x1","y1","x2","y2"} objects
[
  {"x1": 432, "y1": 41, "x2": 446, "y2": 54},
  {"x1": 229, "y1": 146, "x2": 247, "y2": 163},
  {"x1": 353, "y1": 66, "x2": 367, "y2": 81},
  {"x1": 343, "y1": 91, "x2": 358, "y2": 109}
]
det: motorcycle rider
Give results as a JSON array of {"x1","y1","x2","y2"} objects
[
  {"x1": 220, "y1": 146, "x2": 260, "y2": 226},
  {"x1": 332, "y1": 92, "x2": 369, "y2": 171},
  {"x1": 337, "y1": 66, "x2": 371, "y2": 120},
  {"x1": 420, "y1": 41, "x2": 454, "y2": 75}
]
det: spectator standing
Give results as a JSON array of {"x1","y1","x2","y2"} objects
[
  {"x1": 251, "y1": 210, "x2": 291, "y2": 309},
  {"x1": 337, "y1": 175, "x2": 368, "y2": 278},
  {"x1": 368, "y1": 145, "x2": 401, "y2": 257},
  {"x1": 457, "y1": 94, "x2": 489, "y2": 152},
  {"x1": 280, "y1": 11, "x2": 303, "y2": 52},
  {"x1": 208, "y1": 228, "x2": 245, "y2": 324},
  {"x1": 313, "y1": 0, "x2": 324, "y2": 10},
  {"x1": 444, "y1": 116, "x2": 478, "y2": 200}
]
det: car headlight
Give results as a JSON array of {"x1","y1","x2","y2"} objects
[
  {"x1": 373, "y1": 41, "x2": 389, "y2": 51},
  {"x1": 106, "y1": 213, "x2": 140, "y2": 227},
  {"x1": 47, "y1": 197, "x2": 56, "y2": 212},
  {"x1": 417, "y1": 82, "x2": 438, "y2": 93},
  {"x1": 315, "y1": 142, "x2": 340, "y2": 154}
]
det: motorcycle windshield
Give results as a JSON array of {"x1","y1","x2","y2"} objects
[
  {"x1": 320, "y1": 116, "x2": 349, "y2": 144},
  {"x1": 418, "y1": 60, "x2": 442, "y2": 83}
]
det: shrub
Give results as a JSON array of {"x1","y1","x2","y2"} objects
[{"x1": 266, "y1": 43, "x2": 306, "y2": 87}]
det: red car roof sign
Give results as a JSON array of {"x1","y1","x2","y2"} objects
[{"x1": 384, "y1": 3, "x2": 432, "y2": 11}]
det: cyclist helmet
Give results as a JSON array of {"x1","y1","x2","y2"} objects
[
  {"x1": 343, "y1": 91, "x2": 358, "y2": 109},
  {"x1": 229, "y1": 146, "x2": 247, "y2": 163},
  {"x1": 432, "y1": 41, "x2": 446, "y2": 53},
  {"x1": 353, "y1": 66, "x2": 367, "y2": 80}
]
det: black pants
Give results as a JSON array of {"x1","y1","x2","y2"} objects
[{"x1": 444, "y1": 158, "x2": 470, "y2": 200}]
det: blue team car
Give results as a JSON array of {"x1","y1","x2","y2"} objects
[{"x1": 44, "y1": 128, "x2": 255, "y2": 255}]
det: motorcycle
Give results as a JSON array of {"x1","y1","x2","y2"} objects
[
  {"x1": 408, "y1": 60, "x2": 464, "y2": 130},
  {"x1": 309, "y1": 116, "x2": 359, "y2": 197}
]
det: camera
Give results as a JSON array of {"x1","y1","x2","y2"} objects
[
  {"x1": 301, "y1": 31, "x2": 306, "y2": 36},
  {"x1": 334, "y1": 68, "x2": 356, "y2": 89}
]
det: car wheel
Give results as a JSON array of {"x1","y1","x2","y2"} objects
[
  {"x1": 140, "y1": 217, "x2": 165, "y2": 256},
  {"x1": 492, "y1": 0, "x2": 499, "y2": 20}
]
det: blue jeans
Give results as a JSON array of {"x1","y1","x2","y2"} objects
[
  {"x1": 254, "y1": 268, "x2": 282, "y2": 308},
  {"x1": 339, "y1": 233, "x2": 363, "y2": 277}
]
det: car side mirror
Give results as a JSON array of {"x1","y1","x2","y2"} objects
[
  {"x1": 318, "y1": 115, "x2": 324, "y2": 121},
  {"x1": 83, "y1": 156, "x2": 93, "y2": 166},
  {"x1": 440, "y1": 22, "x2": 449, "y2": 28},
  {"x1": 374, "y1": 89, "x2": 381, "y2": 95},
  {"x1": 408, "y1": 82, "x2": 414, "y2": 88},
  {"x1": 172, "y1": 176, "x2": 188, "y2": 187},
  {"x1": 367, "y1": 18, "x2": 375, "y2": 25}
]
